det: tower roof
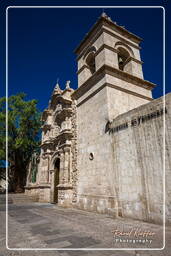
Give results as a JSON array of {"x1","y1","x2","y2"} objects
[{"x1": 74, "y1": 12, "x2": 142, "y2": 55}]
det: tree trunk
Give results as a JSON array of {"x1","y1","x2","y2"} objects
[
  {"x1": 8, "y1": 151, "x2": 28, "y2": 193},
  {"x1": 14, "y1": 167, "x2": 26, "y2": 193},
  {"x1": 13, "y1": 159, "x2": 26, "y2": 193}
]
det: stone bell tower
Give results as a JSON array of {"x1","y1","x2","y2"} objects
[{"x1": 73, "y1": 13, "x2": 156, "y2": 215}]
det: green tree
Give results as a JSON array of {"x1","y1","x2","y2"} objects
[{"x1": 0, "y1": 93, "x2": 41, "y2": 192}]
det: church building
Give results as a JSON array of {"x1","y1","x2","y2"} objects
[{"x1": 25, "y1": 13, "x2": 171, "y2": 225}]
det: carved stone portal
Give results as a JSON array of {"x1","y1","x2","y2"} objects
[{"x1": 25, "y1": 81, "x2": 77, "y2": 206}]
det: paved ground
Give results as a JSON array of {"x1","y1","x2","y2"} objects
[{"x1": 0, "y1": 195, "x2": 171, "y2": 256}]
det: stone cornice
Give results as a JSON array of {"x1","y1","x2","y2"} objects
[
  {"x1": 25, "y1": 184, "x2": 51, "y2": 189},
  {"x1": 48, "y1": 131, "x2": 73, "y2": 144},
  {"x1": 57, "y1": 183, "x2": 73, "y2": 189},
  {"x1": 124, "y1": 56, "x2": 143, "y2": 65},
  {"x1": 76, "y1": 82, "x2": 153, "y2": 108},
  {"x1": 76, "y1": 27, "x2": 141, "y2": 61},
  {"x1": 72, "y1": 64, "x2": 156, "y2": 100},
  {"x1": 105, "y1": 65, "x2": 155, "y2": 89},
  {"x1": 103, "y1": 19, "x2": 142, "y2": 42},
  {"x1": 107, "y1": 83, "x2": 153, "y2": 101},
  {"x1": 59, "y1": 142, "x2": 72, "y2": 149},
  {"x1": 102, "y1": 27, "x2": 141, "y2": 50},
  {"x1": 51, "y1": 94, "x2": 72, "y2": 105},
  {"x1": 75, "y1": 16, "x2": 142, "y2": 56},
  {"x1": 77, "y1": 64, "x2": 89, "y2": 75},
  {"x1": 72, "y1": 67, "x2": 105, "y2": 99}
]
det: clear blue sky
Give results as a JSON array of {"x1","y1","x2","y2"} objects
[{"x1": 0, "y1": 0, "x2": 171, "y2": 111}]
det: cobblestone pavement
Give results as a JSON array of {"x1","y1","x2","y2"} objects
[{"x1": 0, "y1": 199, "x2": 171, "y2": 256}]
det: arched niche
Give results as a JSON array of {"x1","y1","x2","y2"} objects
[
  {"x1": 83, "y1": 46, "x2": 97, "y2": 75},
  {"x1": 83, "y1": 46, "x2": 97, "y2": 58},
  {"x1": 50, "y1": 152, "x2": 60, "y2": 170},
  {"x1": 114, "y1": 42, "x2": 134, "y2": 57},
  {"x1": 117, "y1": 47, "x2": 130, "y2": 71},
  {"x1": 115, "y1": 42, "x2": 134, "y2": 74},
  {"x1": 85, "y1": 52, "x2": 96, "y2": 74}
]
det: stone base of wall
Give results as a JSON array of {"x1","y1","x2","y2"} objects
[
  {"x1": 75, "y1": 195, "x2": 164, "y2": 224},
  {"x1": 39, "y1": 187, "x2": 51, "y2": 202},
  {"x1": 118, "y1": 199, "x2": 146, "y2": 222},
  {"x1": 25, "y1": 184, "x2": 51, "y2": 203},
  {"x1": 25, "y1": 185, "x2": 39, "y2": 200},
  {"x1": 76, "y1": 194, "x2": 119, "y2": 217},
  {"x1": 57, "y1": 184, "x2": 73, "y2": 207},
  {"x1": 120, "y1": 200, "x2": 163, "y2": 224}
]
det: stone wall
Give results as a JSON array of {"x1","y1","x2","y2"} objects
[
  {"x1": 76, "y1": 85, "x2": 118, "y2": 216},
  {"x1": 109, "y1": 93, "x2": 171, "y2": 224},
  {"x1": 76, "y1": 92, "x2": 171, "y2": 224}
]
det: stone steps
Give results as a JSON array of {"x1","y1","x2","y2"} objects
[
  {"x1": 0, "y1": 196, "x2": 13, "y2": 204},
  {"x1": 0, "y1": 193, "x2": 39, "y2": 204}
]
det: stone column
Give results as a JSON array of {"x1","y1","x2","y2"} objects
[
  {"x1": 50, "y1": 169, "x2": 55, "y2": 203},
  {"x1": 26, "y1": 161, "x2": 32, "y2": 185},
  {"x1": 64, "y1": 147, "x2": 70, "y2": 184},
  {"x1": 39, "y1": 155, "x2": 49, "y2": 184},
  {"x1": 95, "y1": 48, "x2": 119, "y2": 71},
  {"x1": 59, "y1": 152, "x2": 65, "y2": 184}
]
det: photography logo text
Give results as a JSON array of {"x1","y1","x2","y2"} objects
[{"x1": 112, "y1": 227, "x2": 156, "y2": 244}]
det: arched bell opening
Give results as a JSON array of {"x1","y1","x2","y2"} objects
[
  {"x1": 117, "y1": 47, "x2": 130, "y2": 71},
  {"x1": 85, "y1": 52, "x2": 96, "y2": 75}
]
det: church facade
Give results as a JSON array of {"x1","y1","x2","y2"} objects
[{"x1": 25, "y1": 13, "x2": 171, "y2": 225}]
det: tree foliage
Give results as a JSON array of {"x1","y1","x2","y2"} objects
[{"x1": 0, "y1": 93, "x2": 42, "y2": 192}]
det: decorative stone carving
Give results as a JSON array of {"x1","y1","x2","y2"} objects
[
  {"x1": 53, "y1": 82, "x2": 62, "y2": 95},
  {"x1": 66, "y1": 80, "x2": 71, "y2": 89},
  {"x1": 29, "y1": 80, "x2": 77, "y2": 204},
  {"x1": 70, "y1": 100, "x2": 78, "y2": 203},
  {"x1": 53, "y1": 126, "x2": 60, "y2": 137},
  {"x1": 61, "y1": 117, "x2": 72, "y2": 132},
  {"x1": 56, "y1": 103, "x2": 62, "y2": 112}
]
